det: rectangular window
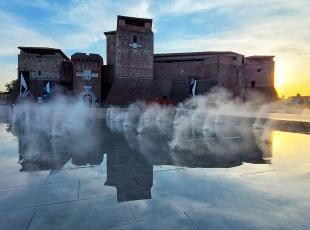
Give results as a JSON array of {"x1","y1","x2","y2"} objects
[
  {"x1": 38, "y1": 71, "x2": 41, "y2": 76},
  {"x1": 257, "y1": 68, "x2": 261, "y2": 72},
  {"x1": 251, "y1": 81, "x2": 256, "y2": 88}
]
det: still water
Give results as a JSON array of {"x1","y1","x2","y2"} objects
[{"x1": 0, "y1": 117, "x2": 309, "y2": 229}]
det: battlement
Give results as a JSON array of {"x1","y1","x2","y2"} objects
[
  {"x1": 71, "y1": 53, "x2": 103, "y2": 63},
  {"x1": 117, "y1": 15, "x2": 152, "y2": 31}
]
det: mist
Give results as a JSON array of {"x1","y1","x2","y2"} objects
[
  {"x1": 106, "y1": 88, "x2": 273, "y2": 157},
  {"x1": 8, "y1": 88, "x2": 275, "y2": 163},
  {"x1": 11, "y1": 97, "x2": 91, "y2": 136},
  {"x1": 9, "y1": 96, "x2": 103, "y2": 164}
]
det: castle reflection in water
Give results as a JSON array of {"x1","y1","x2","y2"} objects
[{"x1": 9, "y1": 119, "x2": 272, "y2": 202}]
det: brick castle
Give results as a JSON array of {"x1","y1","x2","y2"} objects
[{"x1": 17, "y1": 15, "x2": 277, "y2": 105}]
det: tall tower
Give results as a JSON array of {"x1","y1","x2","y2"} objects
[
  {"x1": 107, "y1": 15, "x2": 153, "y2": 79},
  {"x1": 104, "y1": 16, "x2": 154, "y2": 104}
]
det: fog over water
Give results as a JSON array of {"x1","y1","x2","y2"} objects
[
  {"x1": 9, "y1": 88, "x2": 279, "y2": 166},
  {"x1": 106, "y1": 88, "x2": 273, "y2": 152}
]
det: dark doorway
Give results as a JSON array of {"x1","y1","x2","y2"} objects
[{"x1": 83, "y1": 94, "x2": 92, "y2": 105}]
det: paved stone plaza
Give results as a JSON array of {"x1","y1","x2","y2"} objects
[{"x1": 0, "y1": 121, "x2": 309, "y2": 230}]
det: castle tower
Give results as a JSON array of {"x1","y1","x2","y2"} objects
[
  {"x1": 71, "y1": 53, "x2": 103, "y2": 105},
  {"x1": 106, "y1": 15, "x2": 153, "y2": 79},
  {"x1": 104, "y1": 16, "x2": 154, "y2": 104}
]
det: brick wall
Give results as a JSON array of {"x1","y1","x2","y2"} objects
[
  {"x1": 104, "y1": 16, "x2": 154, "y2": 104},
  {"x1": 72, "y1": 53, "x2": 103, "y2": 104},
  {"x1": 153, "y1": 53, "x2": 244, "y2": 100},
  {"x1": 105, "y1": 78, "x2": 155, "y2": 105},
  {"x1": 106, "y1": 32, "x2": 116, "y2": 66},
  {"x1": 18, "y1": 50, "x2": 70, "y2": 98},
  {"x1": 246, "y1": 57, "x2": 274, "y2": 87},
  {"x1": 18, "y1": 51, "x2": 64, "y2": 81},
  {"x1": 245, "y1": 56, "x2": 277, "y2": 100},
  {"x1": 114, "y1": 30, "x2": 153, "y2": 79}
]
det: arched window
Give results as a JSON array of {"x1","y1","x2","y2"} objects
[{"x1": 133, "y1": 35, "x2": 138, "y2": 43}]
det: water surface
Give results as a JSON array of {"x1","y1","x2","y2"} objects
[{"x1": 0, "y1": 120, "x2": 309, "y2": 230}]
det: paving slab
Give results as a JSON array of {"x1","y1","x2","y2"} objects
[
  {"x1": 78, "y1": 177, "x2": 116, "y2": 199},
  {"x1": 0, "y1": 208, "x2": 35, "y2": 230},
  {"x1": 46, "y1": 166, "x2": 106, "y2": 183},
  {"x1": 0, "y1": 181, "x2": 78, "y2": 211},
  {"x1": 128, "y1": 197, "x2": 179, "y2": 221},
  {"x1": 0, "y1": 170, "x2": 50, "y2": 188},
  {"x1": 28, "y1": 196, "x2": 135, "y2": 230},
  {"x1": 109, "y1": 213, "x2": 196, "y2": 230},
  {"x1": 185, "y1": 205, "x2": 306, "y2": 230}
]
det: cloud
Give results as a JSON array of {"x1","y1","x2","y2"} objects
[
  {"x1": 47, "y1": 0, "x2": 153, "y2": 50},
  {"x1": 159, "y1": 0, "x2": 309, "y2": 17},
  {"x1": 0, "y1": 10, "x2": 57, "y2": 56},
  {"x1": 0, "y1": 9, "x2": 58, "y2": 90},
  {"x1": 125, "y1": 1, "x2": 153, "y2": 18},
  {"x1": 154, "y1": 0, "x2": 310, "y2": 95},
  {"x1": 8, "y1": 0, "x2": 52, "y2": 9},
  {"x1": 158, "y1": 0, "x2": 223, "y2": 16}
]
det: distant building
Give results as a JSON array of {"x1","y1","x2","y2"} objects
[
  {"x1": 17, "y1": 15, "x2": 277, "y2": 105},
  {"x1": 0, "y1": 91, "x2": 9, "y2": 104},
  {"x1": 288, "y1": 95, "x2": 310, "y2": 106}
]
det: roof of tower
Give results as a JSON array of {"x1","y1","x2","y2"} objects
[
  {"x1": 18, "y1": 47, "x2": 69, "y2": 60},
  {"x1": 117, "y1": 15, "x2": 152, "y2": 30},
  {"x1": 246, "y1": 55, "x2": 274, "y2": 60},
  {"x1": 104, "y1": 31, "x2": 116, "y2": 35},
  {"x1": 117, "y1": 15, "x2": 152, "y2": 23}
]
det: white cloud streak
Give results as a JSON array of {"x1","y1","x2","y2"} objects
[{"x1": 0, "y1": 10, "x2": 57, "y2": 56}]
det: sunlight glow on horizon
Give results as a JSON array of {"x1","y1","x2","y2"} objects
[
  {"x1": 275, "y1": 61, "x2": 285, "y2": 88},
  {"x1": 274, "y1": 59, "x2": 310, "y2": 98}
]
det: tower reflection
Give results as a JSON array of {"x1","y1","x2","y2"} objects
[{"x1": 10, "y1": 119, "x2": 272, "y2": 202}]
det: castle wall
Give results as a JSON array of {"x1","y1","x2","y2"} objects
[
  {"x1": 153, "y1": 52, "x2": 244, "y2": 101},
  {"x1": 245, "y1": 56, "x2": 277, "y2": 100},
  {"x1": 217, "y1": 55, "x2": 244, "y2": 97},
  {"x1": 114, "y1": 30, "x2": 153, "y2": 79},
  {"x1": 17, "y1": 50, "x2": 70, "y2": 99},
  {"x1": 105, "y1": 32, "x2": 116, "y2": 66},
  {"x1": 71, "y1": 53, "x2": 103, "y2": 104},
  {"x1": 105, "y1": 78, "x2": 156, "y2": 105},
  {"x1": 18, "y1": 51, "x2": 64, "y2": 81},
  {"x1": 104, "y1": 16, "x2": 155, "y2": 105},
  {"x1": 246, "y1": 57, "x2": 274, "y2": 87}
]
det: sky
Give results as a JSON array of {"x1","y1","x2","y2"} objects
[{"x1": 0, "y1": 0, "x2": 309, "y2": 97}]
